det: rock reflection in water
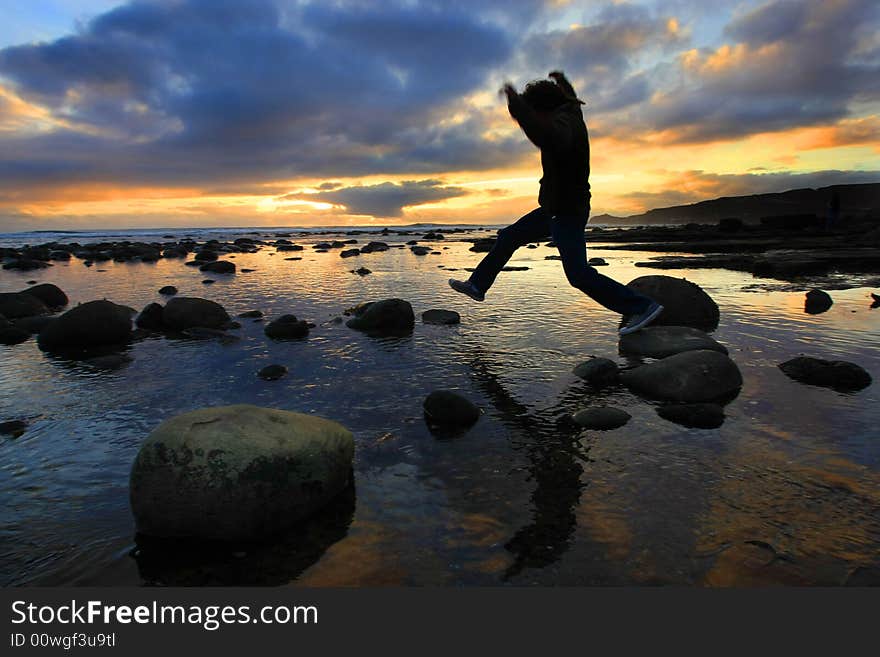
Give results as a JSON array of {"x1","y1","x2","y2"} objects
[{"x1": 132, "y1": 483, "x2": 355, "y2": 586}]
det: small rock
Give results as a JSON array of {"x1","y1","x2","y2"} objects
[
  {"x1": 588, "y1": 257, "x2": 607, "y2": 266},
  {"x1": 422, "y1": 309, "x2": 460, "y2": 325},
  {"x1": 340, "y1": 249, "x2": 360, "y2": 258},
  {"x1": 21, "y1": 283, "x2": 68, "y2": 308},
  {"x1": 201, "y1": 279, "x2": 215, "y2": 285},
  {"x1": 0, "y1": 419, "x2": 27, "y2": 438},
  {"x1": 657, "y1": 403, "x2": 725, "y2": 429},
  {"x1": 163, "y1": 298, "x2": 230, "y2": 331},
  {"x1": 136, "y1": 303, "x2": 165, "y2": 331},
  {"x1": 238, "y1": 310, "x2": 263, "y2": 318},
  {"x1": 805, "y1": 289, "x2": 833, "y2": 314},
  {"x1": 778, "y1": 356, "x2": 871, "y2": 392},
  {"x1": 258, "y1": 364, "x2": 288, "y2": 381},
  {"x1": 572, "y1": 357, "x2": 619, "y2": 386},
  {"x1": 423, "y1": 390, "x2": 480, "y2": 429},
  {"x1": 352, "y1": 267, "x2": 372, "y2": 276},
  {"x1": 264, "y1": 315, "x2": 310, "y2": 340},
  {"x1": 158, "y1": 286, "x2": 178, "y2": 296},
  {"x1": 346, "y1": 298, "x2": 414, "y2": 335},
  {"x1": 571, "y1": 407, "x2": 631, "y2": 430}
]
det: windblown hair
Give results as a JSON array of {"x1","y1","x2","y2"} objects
[{"x1": 521, "y1": 80, "x2": 569, "y2": 112}]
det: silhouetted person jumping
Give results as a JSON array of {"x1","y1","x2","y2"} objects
[{"x1": 449, "y1": 71, "x2": 663, "y2": 335}]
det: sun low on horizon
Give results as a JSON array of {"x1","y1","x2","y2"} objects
[{"x1": 1, "y1": 0, "x2": 879, "y2": 232}]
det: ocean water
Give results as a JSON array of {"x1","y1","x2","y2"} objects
[{"x1": 1, "y1": 226, "x2": 878, "y2": 586}]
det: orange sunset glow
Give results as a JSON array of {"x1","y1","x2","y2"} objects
[{"x1": 1, "y1": 0, "x2": 878, "y2": 230}]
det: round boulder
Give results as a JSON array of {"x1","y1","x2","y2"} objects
[
  {"x1": 423, "y1": 390, "x2": 480, "y2": 429},
  {"x1": 162, "y1": 297, "x2": 230, "y2": 331},
  {"x1": 778, "y1": 356, "x2": 871, "y2": 392},
  {"x1": 0, "y1": 292, "x2": 49, "y2": 319},
  {"x1": 346, "y1": 298, "x2": 414, "y2": 335},
  {"x1": 572, "y1": 357, "x2": 619, "y2": 386},
  {"x1": 572, "y1": 406, "x2": 631, "y2": 430},
  {"x1": 264, "y1": 315, "x2": 309, "y2": 340},
  {"x1": 657, "y1": 403, "x2": 725, "y2": 429},
  {"x1": 136, "y1": 303, "x2": 166, "y2": 331},
  {"x1": 21, "y1": 283, "x2": 68, "y2": 309},
  {"x1": 158, "y1": 285, "x2": 178, "y2": 296},
  {"x1": 626, "y1": 275, "x2": 720, "y2": 331},
  {"x1": 620, "y1": 349, "x2": 743, "y2": 402},
  {"x1": 619, "y1": 326, "x2": 728, "y2": 359},
  {"x1": 422, "y1": 309, "x2": 460, "y2": 325},
  {"x1": 129, "y1": 405, "x2": 355, "y2": 541},
  {"x1": 38, "y1": 300, "x2": 133, "y2": 352},
  {"x1": 805, "y1": 289, "x2": 833, "y2": 315}
]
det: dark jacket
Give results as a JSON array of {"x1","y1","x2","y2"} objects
[{"x1": 507, "y1": 93, "x2": 591, "y2": 216}]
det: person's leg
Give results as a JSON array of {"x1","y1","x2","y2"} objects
[
  {"x1": 468, "y1": 208, "x2": 552, "y2": 294},
  {"x1": 552, "y1": 214, "x2": 652, "y2": 316}
]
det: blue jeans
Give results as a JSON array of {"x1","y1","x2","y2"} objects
[{"x1": 469, "y1": 207, "x2": 651, "y2": 316}]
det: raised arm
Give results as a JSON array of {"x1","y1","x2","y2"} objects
[
  {"x1": 548, "y1": 71, "x2": 581, "y2": 103},
  {"x1": 503, "y1": 83, "x2": 573, "y2": 151}
]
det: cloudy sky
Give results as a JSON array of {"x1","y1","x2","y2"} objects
[{"x1": 1, "y1": 0, "x2": 878, "y2": 230}]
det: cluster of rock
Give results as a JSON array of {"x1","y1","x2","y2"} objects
[{"x1": 566, "y1": 274, "x2": 872, "y2": 432}]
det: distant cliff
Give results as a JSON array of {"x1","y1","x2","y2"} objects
[{"x1": 593, "y1": 182, "x2": 880, "y2": 226}]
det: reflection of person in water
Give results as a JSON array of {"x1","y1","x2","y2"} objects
[
  {"x1": 826, "y1": 189, "x2": 841, "y2": 232},
  {"x1": 449, "y1": 70, "x2": 663, "y2": 336},
  {"x1": 466, "y1": 346, "x2": 586, "y2": 579}
]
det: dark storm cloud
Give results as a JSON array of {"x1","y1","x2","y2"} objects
[
  {"x1": 0, "y1": 0, "x2": 521, "y2": 189},
  {"x1": 281, "y1": 179, "x2": 469, "y2": 217},
  {"x1": 630, "y1": 0, "x2": 880, "y2": 142},
  {"x1": 520, "y1": 3, "x2": 686, "y2": 112}
]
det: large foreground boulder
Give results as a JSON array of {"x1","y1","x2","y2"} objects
[
  {"x1": 346, "y1": 298, "x2": 414, "y2": 335},
  {"x1": 38, "y1": 300, "x2": 133, "y2": 352},
  {"x1": 21, "y1": 283, "x2": 68, "y2": 309},
  {"x1": 162, "y1": 297, "x2": 230, "y2": 331},
  {"x1": 130, "y1": 405, "x2": 354, "y2": 541},
  {"x1": 0, "y1": 292, "x2": 48, "y2": 319},
  {"x1": 620, "y1": 349, "x2": 742, "y2": 402},
  {"x1": 619, "y1": 326, "x2": 728, "y2": 359},
  {"x1": 626, "y1": 275, "x2": 720, "y2": 331},
  {"x1": 778, "y1": 356, "x2": 871, "y2": 392}
]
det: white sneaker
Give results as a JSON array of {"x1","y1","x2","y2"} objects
[
  {"x1": 619, "y1": 302, "x2": 664, "y2": 335},
  {"x1": 448, "y1": 278, "x2": 485, "y2": 302}
]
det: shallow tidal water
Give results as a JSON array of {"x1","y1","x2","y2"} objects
[{"x1": 1, "y1": 226, "x2": 878, "y2": 586}]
